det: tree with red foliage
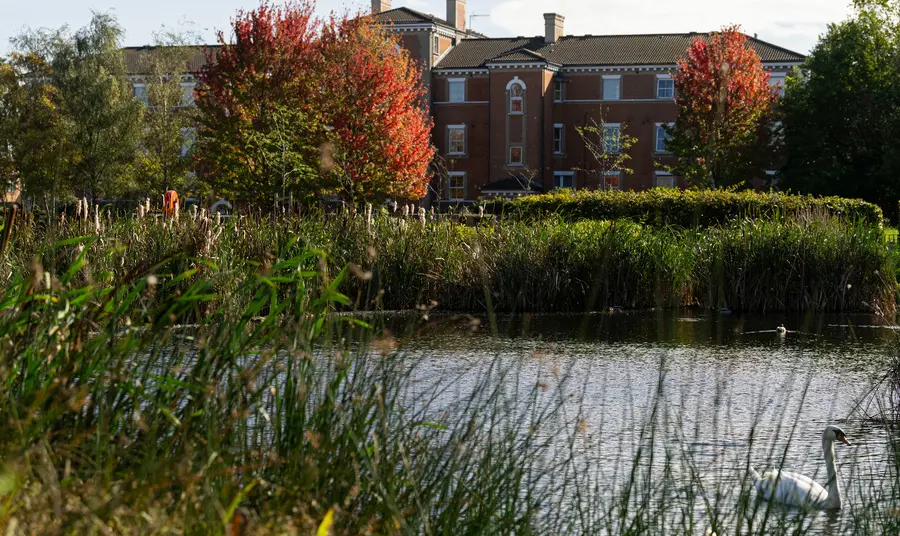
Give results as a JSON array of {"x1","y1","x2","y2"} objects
[
  {"x1": 194, "y1": 0, "x2": 434, "y2": 204},
  {"x1": 666, "y1": 25, "x2": 780, "y2": 188},
  {"x1": 318, "y1": 16, "x2": 434, "y2": 201}
]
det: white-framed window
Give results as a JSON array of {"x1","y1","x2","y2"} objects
[
  {"x1": 656, "y1": 77, "x2": 674, "y2": 99},
  {"x1": 553, "y1": 80, "x2": 564, "y2": 102},
  {"x1": 553, "y1": 123, "x2": 564, "y2": 155},
  {"x1": 769, "y1": 74, "x2": 786, "y2": 97},
  {"x1": 133, "y1": 83, "x2": 148, "y2": 105},
  {"x1": 448, "y1": 78, "x2": 465, "y2": 103},
  {"x1": 509, "y1": 145, "x2": 523, "y2": 166},
  {"x1": 508, "y1": 79, "x2": 525, "y2": 114},
  {"x1": 180, "y1": 82, "x2": 196, "y2": 106},
  {"x1": 554, "y1": 171, "x2": 575, "y2": 190},
  {"x1": 604, "y1": 170, "x2": 621, "y2": 189},
  {"x1": 655, "y1": 172, "x2": 675, "y2": 188},
  {"x1": 433, "y1": 35, "x2": 440, "y2": 56},
  {"x1": 180, "y1": 127, "x2": 197, "y2": 157},
  {"x1": 447, "y1": 171, "x2": 466, "y2": 200},
  {"x1": 603, "y1": 124, "x2": 621, "y2": 154},
  {"x1": 770, "y1": 120, "x2": 784, "y2": 145},
  {"x1": 655, "y1": 123, "x2": 673, "y2": 153},
  {"x1": 447, "y1": 125, "x2": 466, "y2": 155},
  {"x1": 602, "y1": 75, "x2": 621, "y2": 101}
]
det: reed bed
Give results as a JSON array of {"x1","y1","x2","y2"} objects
[
  {"x1": 0, "y1": 230, "x2": 898, "y2": 533},
  {"x1": 3, "y1": 208, "x2": 895, "y2": 315}
]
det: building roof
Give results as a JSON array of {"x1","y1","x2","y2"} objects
[
  {"x1": 372, "y1": 7, "x2": 486, "y2": 38},
  {"x1": 437, "y1": 33, "x2": 805, "y2": 70},
  {"x1": 489, "y1": 49, "x2": 552, "y2": 63},
  {"x1": 123, "y1": 45, "x2": 220, "y2": 75},
  {"x1": 373, "y1": 6, "x2": 449, "y2": 26}
]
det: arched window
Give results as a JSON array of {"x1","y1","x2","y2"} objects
[{"x1": 507, "y1": 77, "x2": 525, "y2": 115}]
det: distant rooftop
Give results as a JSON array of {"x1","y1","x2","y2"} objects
[
  {"x1": 123, "y1": 45, "x2": 220, "y2": 74},
  {"x1": 436, "y1": 33, "x2": 805, "y2": 70},
  {"x1": 372, "y1": 6, "x2": 486, "y2": 38}
]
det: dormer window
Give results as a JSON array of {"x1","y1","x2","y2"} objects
[{"x1": 507, "y1": 78, "x2": 525, "y2": 115}]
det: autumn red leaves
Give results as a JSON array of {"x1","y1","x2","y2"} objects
[
  {"x1": 667, "y1": 25, "x2": 782, "y2": 188},
  {"x1": 194, "y1": 0, "x2": 434, "y2": 204}
]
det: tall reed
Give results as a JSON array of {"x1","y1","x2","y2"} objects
[
  {"x1": 0, "y1": 234, "x2": 898, "y2": 533},
  {"x1": 2, "y1": 209, "x2": 893, "y2": 314}
]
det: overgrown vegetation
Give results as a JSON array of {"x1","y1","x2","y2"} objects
[
  {"x1": 0, "y1": 240, "x2": 899, "y2": 533},
  {"x1": 3, "y1": 206, "x2": 895, "y2": 315},
  {"x1": 481, "y1": 188, "x2": 884, "y2": 228}
]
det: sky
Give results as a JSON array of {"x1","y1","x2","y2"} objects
[{"x1": 0, "y1": 0, "x2": 857, "y2": 56}]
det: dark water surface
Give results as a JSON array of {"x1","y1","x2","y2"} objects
[{"x1": 387, "y1": 310, "x2": 899, "y2": 534}]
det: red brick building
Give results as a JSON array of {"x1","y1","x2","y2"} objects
[{"x1": 373, "y1": 1, "x2": 804, "y2": 203}]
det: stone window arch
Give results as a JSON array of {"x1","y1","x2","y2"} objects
[{"x1": 507, "y1": 77, "x2": 526, "y2": 115}]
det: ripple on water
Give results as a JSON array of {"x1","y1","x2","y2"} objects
[{"x1": 388, "y1": 310, "x2": 898, "y2": 535}]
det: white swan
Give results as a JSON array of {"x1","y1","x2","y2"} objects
[{"x1": 750, "y1": 425, "x2": 851, "y2": 510}]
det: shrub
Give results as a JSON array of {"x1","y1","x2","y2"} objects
[{"x1": 481, "y1": 189, "x2": 884, "y2": 227}]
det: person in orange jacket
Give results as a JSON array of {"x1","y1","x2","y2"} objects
[{"x1": 163, "y1": 190, "x2": 179, "y2": 217}]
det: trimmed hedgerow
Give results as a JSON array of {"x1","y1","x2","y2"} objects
[{"x1": 481, "y1": 188, "x2": 884, "y2": 227}]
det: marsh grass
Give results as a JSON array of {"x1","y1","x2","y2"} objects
[
  {"x1": 1, "y1": 209, "x2": 895, "y2": 315},
  {"x1": 0, "y1": 210, "x2": 898, "y2": 533},
  {"x1": 0, "y1": 256, "x2": 898, "y2": 533}
]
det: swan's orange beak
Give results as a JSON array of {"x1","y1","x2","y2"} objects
[{"x1": 840, "y1": 436, "x2": 851, "y2": 445}]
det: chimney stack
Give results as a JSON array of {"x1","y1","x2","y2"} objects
[
  {"x1": 447, "y1": 0, "x2": 466, "y2": 32},
  {"x1": 544, "y1": 13, "x2": 564, "y2": 44},
  {"x1": 372, "y1": 0, "x2": 391, "y2": 14}
]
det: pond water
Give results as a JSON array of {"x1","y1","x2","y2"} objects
[{"x1": 388, "y1": 310, "x2": 900, "y2": 535}]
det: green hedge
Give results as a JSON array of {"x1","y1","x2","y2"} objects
[{"x1": 481, "y1": 189, "x2": 884, "y2": 227}]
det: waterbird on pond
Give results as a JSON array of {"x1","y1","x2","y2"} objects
[
  {"x1": 750, "y1": 425, "x2": 851, "y2": 509},
  {"x1": 776, "y1": 325, "x2": 787, "y2": 335}
]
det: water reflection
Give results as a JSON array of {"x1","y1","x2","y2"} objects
[{"x1": 386, "y1": 310, "x2": 899, "y2": 535}]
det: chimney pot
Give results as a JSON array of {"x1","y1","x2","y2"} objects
[
  {"x1": 544, "y1": 13, "x2": 565, "y2": 44},
  {"x1": 372, "y1": 0, "x2": 391, "y2": 14}
]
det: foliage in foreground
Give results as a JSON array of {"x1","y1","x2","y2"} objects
[
  {"x1": 0, "y1": 244, "x2": 899, "y2": 534},
  {"x1": 482, "y1": 188, "x2": 884, "y2": 228},
  {"x1": 2, "y1": 208, "x2": 895, "y2": 315}
]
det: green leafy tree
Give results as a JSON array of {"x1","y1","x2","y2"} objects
[
  {"x1": 52, "y1": 14, "x2": 143, "y2": 198},
  {"x1": 135, "y1": 27, "x2": 201, "y2": 194},
  {"x1": 194, "y1": 0, "x2": 324, "y2": 204},
  {"x1": 7, "y1": 13, "x2": 142, "y2": 201},
  {"x1": 2, "y1": 37, "x2": 77, "y2": 201},
  {"x1": 0, "y1": 59, "x2": 18, "y2": 193},
  {"x1": 667, "y1": 25, "x2": 780, "y2": 188},
  {"x1": 781, "y1": 0, "x2": 900, "y2": 216}
]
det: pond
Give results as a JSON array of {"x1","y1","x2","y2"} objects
[{"x1": 388, "y1": 310, "x2": 900, "y2": 535}]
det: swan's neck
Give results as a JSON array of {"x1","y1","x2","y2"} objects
[{"x1": 823, "y1": 436, "x2": 841, "y2": 509}]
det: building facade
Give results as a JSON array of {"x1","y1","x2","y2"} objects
[{"x1": 373, "y1": 1, "x2": 804, "y2": 203}]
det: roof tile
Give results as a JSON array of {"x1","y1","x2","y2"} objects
[
  {"x1": 123, "y1": 46, "x2": 220, "y2": 74},
  {"x1": 437, "y1": 33, "x2": 805, "y2": 70}
]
